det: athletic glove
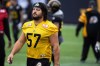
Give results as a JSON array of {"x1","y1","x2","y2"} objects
[
  {"x1": 17, "y1": 22, "x2": 22, "y2": 30},
  {"x1": 95, "y1": 41, "x2": 100, "y2": 52}
]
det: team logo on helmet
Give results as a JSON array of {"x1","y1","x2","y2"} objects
[{"x1": 34, "y1": 3, "x2": 40, "y2": 7}]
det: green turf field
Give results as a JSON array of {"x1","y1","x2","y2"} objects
[{"x1": 4, "y1": 25, "x2": 100, "y2": 66}]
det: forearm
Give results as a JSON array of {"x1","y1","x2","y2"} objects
[
  {"x1": 50, "y1": 32, "x2": 59, "y2": 66},
  {"x1": 10, "y1": 40, "x2": 25, "y2": 55},
  {"x1": 76, "y1": 22, "x2": 84, "y2": 33},
  {"x1": 7, "y1": 32, "x2": 26, "y2": 64},
  {"x1": 76, "y1": 22, "x2": 84, "y2": 36},
  {"x1": 53, "y1": 45, "x2": 60, "y2": 66}
]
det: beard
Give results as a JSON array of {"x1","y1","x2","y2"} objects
[
  {"x1": 32, "y1": 16, "x2": 42, "y2": 20},
  {"x1": 32, "y1": 13, "x2": 43, "y2": 20}
]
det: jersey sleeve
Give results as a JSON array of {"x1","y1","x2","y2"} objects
[
  {"x1": 47, "y1": 22, "x2": 58, "y2": 35},
  {"x1": 22, "y1": 21, "x2": 33, "y2": 33},
  {"x1": 78, "y1": 12, "x2": 86, "y2": 23}
]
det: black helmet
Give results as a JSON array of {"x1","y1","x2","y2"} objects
[
  {"x1": 89, "y1": 0, "x2": 97, "y2": 10},
  {"x1": 32, "y1": 2, "x2": 48, "y2": 21},
  {"x1": 47, "y1": 0, "x2": 61, "y2": 13}
]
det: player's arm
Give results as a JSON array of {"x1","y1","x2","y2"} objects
[
  {"x1": 52, "y1": 17, "x2": 62, "y2": 30},
  {"x1": 75, "y1": 11, "x2": 86, "y2": 37},
  {"x1": 7, "y1": 32, "x2": 26, "y2": 64},
  {"x1": 49, "y1": 32, "x2": 60, "y2": 66},
  {"x1": 76, "y1": 22, "x2": 84, "y2": 37}
]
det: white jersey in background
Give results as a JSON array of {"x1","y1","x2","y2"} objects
[{"x1": 17, "y1": 0, "x2": 28, "y2": 9}]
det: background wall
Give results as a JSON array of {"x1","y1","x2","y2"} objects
[{"x1": 60, "y1": 0, "x2": 90, "y2": 24}]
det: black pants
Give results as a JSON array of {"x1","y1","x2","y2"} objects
[
  {"x1": 27, "y1": 58, "x2": 50, "y2": 66},
  {"x1": 0, "y1": 34, "x2": 5, "y2": 66},
  {"x1": 12, "y1": 21, "x2": 19, "y2": 42},
  {"x1": 81, "y1": 36, "x2": 100, "y2": 61}
]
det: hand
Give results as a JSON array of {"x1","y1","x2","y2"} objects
[
  {"x1": 7, "y1": 54, "x2": 14, "y2": 64},
  {"x1": 95, "y1": 42, "x2": 100, "y2": 52},
  {"x1": 7, "y1": 40, "x2": 12, "y2": 48}
]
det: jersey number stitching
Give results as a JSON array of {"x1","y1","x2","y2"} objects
[{"x1": 27, "y1": 33, "x2": 41, "y2": 48}]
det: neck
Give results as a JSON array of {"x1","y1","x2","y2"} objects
[{"x1": 34, "y1": 18, "x2": 43, "y2": 26}]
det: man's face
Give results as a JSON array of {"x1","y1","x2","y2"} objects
[{"x1": 32, "y1": 7, "x2": 43, "y2": 20}]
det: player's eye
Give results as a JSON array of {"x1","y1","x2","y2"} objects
[
  {"x1": 36, "y1": 8, "x2": 41, "y2": 11},
  {"x1": 33, "y1": 8, "x2": 41, "y2": 11}
]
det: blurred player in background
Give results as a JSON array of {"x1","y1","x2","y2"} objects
[
  {"x1": 76, "y1": 0, "x2": 100, "y2": 63},
  {"x1": 0, "y1": 1, "x2": 11, "y2": 66},
  {"x1": 47, "y1": 0, "x2": 64, "y2": 65},
  {"x1": 8, "y1": 0, "x2": 23, "y2": 42}
]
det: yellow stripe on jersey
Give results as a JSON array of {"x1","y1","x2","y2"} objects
[
  {"x1": 22, "y1": 20, "x2": 58, "y2": 61},
  {"x1": 78, "y1": 9, "x2": 87, "y2": 37},
  {"x1": 78, "y1": 8, "x2": 92, "y2": 24},
  {"x1": 78, "y1": 12, "x2": 87, "y2": 23},
  {"x1": 78, "y1": 8, "x2": 93, "y2": 37}
]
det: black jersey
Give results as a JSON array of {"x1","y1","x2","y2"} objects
[
  {"x1": 51, "y1": 9, "x2": 64, "y2": 36},
  {"x1": 77, "y1": 8, "x2": 100, "y2": 38},
  {"x1": 85, "y1": 10, "x2": 100, "y2": 37},
  {"x1": 8, "y1": 4, "x2": 22, "y2": 21}
]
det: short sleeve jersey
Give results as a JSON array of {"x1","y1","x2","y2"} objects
[{"x1": 22, "y1": 20, "x2": 58, "y2": 60}]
